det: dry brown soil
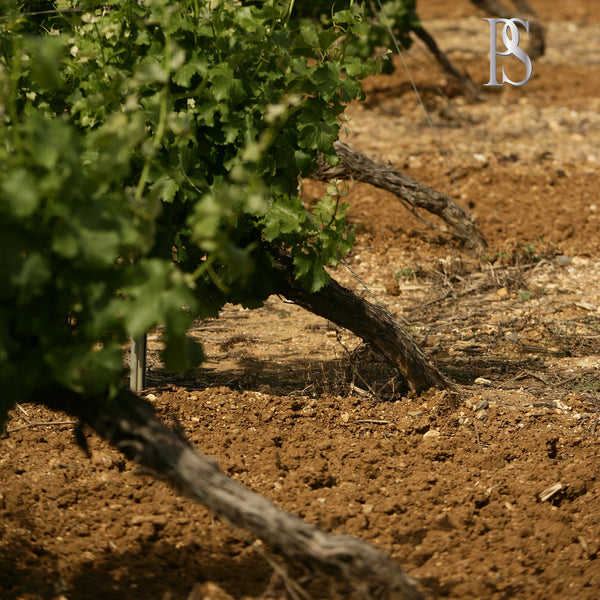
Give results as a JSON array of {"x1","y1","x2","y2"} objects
[{"x1": 2, "y1": 1, "x2": 600, "y2": 599}]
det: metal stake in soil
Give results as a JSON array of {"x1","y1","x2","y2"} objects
[{"x1": 130, "y1": 333, "x2": 147, "y2": 392}]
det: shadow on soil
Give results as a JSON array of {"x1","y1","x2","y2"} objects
[
  {"x1": 145, "y1": 354, "x2": 410, "y2": 400},
  {"x1": 1, "y1": 537, "x2": 274, "y2": 600},
  {"x1": 144, "y1": 350, "x2": 599, "y2": 402}
]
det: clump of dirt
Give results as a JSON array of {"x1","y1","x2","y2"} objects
[{"x1": 2, "y1": 2, "x2": 600, "y2": 599}]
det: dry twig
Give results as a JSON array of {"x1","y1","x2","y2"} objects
[{"x1": 7, "y1": 420, "x2": 78, "y2": 433}]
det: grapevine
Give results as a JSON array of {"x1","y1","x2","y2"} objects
[{"x1": 0, "y1": 0, "x2": 426, "y2": 424}]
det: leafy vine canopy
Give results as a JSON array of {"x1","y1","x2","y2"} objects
[{"x1": 0, "y1": 0, "x2": 417, "y2": 423}]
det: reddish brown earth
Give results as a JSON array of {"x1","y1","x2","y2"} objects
[{"x1": 2, "y1": 1, "x2": 600, "y2": 599}]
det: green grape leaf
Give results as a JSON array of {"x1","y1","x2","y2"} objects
[
  {"x1": 1, "y1": 169, "x2": 39, "y2": 218},
  {"x1": 209, "y1": 64, "x2": 244, "y2": 102},
  {"x1": 79, "y1": 228, "x2": 121, "y2": 268},
  {"x1": 293, "y1": 252, "x2": 331, "y2": 293},
  {"x1": 12, "y1": 253, "x2": 51, "y2": 295},
  {"x1": 173, "y1": 54, "x2": 208, "y2": 87},
  {"x1": 151, "y1": 173, "x2": 180, "y2": 203},
  {"x1": 261, "y1": 198, "x2": 306, "y2": 241}
]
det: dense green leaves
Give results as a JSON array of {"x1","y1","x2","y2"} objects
[
  {"x1": 0, "y1": 0, "x2": 420, "y2": 425},
  {"x1": 294, "y1": 0, "x2": 419, "y2": 73}
]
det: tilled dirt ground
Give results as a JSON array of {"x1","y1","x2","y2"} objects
[{"x1": 2, "y1": 1, "x2": 600, "y2": 599}]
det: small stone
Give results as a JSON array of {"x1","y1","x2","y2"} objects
[
  {"x1": 474, "y1": 377, "x2": 492, "y2": 386},
  {"x1": 464, "y1": 397, "x2": 476, "y2": 409},
  {"x1": 474, "y1": 399, "x2": 489, "y2": 411},
  {"x1": 130, "y1": 515, "x2": 168, "y2": 530},
  {"x1": 188, "y1": 581, "x2": 235, "y2": 600},
  {"x1": 504, "y1": 331, "x2": 518, "y2": 342},
  {"x1": 362, "y1": 503, "x2": 374, "y2": 514},
  {"x1": 555, "y1": 255, "x2": 572, "y2": 267},
  {"x1": 548, "y1": 120, "x2": 561, "y2": 133},
  {"x1": 475, "y1": 409, "x2": 489, "y2": 423},
  {"x1": 423, "y1": 429, "x2": 441, "y2": 440},
  {"x1": 146, "y1": 393, "x2": 157, "y2": 401},
  {"x1": 73, "y1": 522, "x2": 90, "y2": 537},
  {"x1": 496, "y1": 287, "x2": 509, "y2": 299},
  {"x1": 576, "y1": 301, "x2": 596, "y2": 311},
  {"x1": 151, "y1": 515, "x2": 168, "y2": 529},
  {"x1": 92, "y1": 453, "x2": 113, "y2": 468},
  {"x1": 586, "y1": 542, "x2": 600, "y2": 558}
]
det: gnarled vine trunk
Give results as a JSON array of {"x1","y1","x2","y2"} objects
[
  {"x1": 268, "y1": 245, "x2": 450, "y2": 393},
  {"x1": 315, "y1": 140, "x2": 488, "y2": 256},
  {"x1": 40, "y1": 386, "x2": 424, "y2": 600}
]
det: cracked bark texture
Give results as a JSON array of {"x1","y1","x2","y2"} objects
[
  {"x1": 315, "y1": 140, "x2": 488, "y2": 255},
  {"x1": 269, "y1": 245, "x2": 450, "y2": 394},
  {"x1": 41, "y1": 386, "x2": 425, "y2": 600}
]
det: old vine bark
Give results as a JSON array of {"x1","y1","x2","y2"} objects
[
  {"x1": 40, "y1": 386, "x2": 424, "y2": 600},
  {"x1": 315, "y1": 140, "x2": 488, "y2": 255},
  {"x1": 268, "y1": 245, "x2": 450, "y2": 393}
]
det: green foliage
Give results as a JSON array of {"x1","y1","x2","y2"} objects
[
  {"x1": 0, "y1": 0, "x2": 390, "y2": 424},
  {"x1": 394, "y1": 267, "x2": 416, "y2": 279},
  {"x1": 293, "y1": 0, "x2": 420, "y2": 73}
]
